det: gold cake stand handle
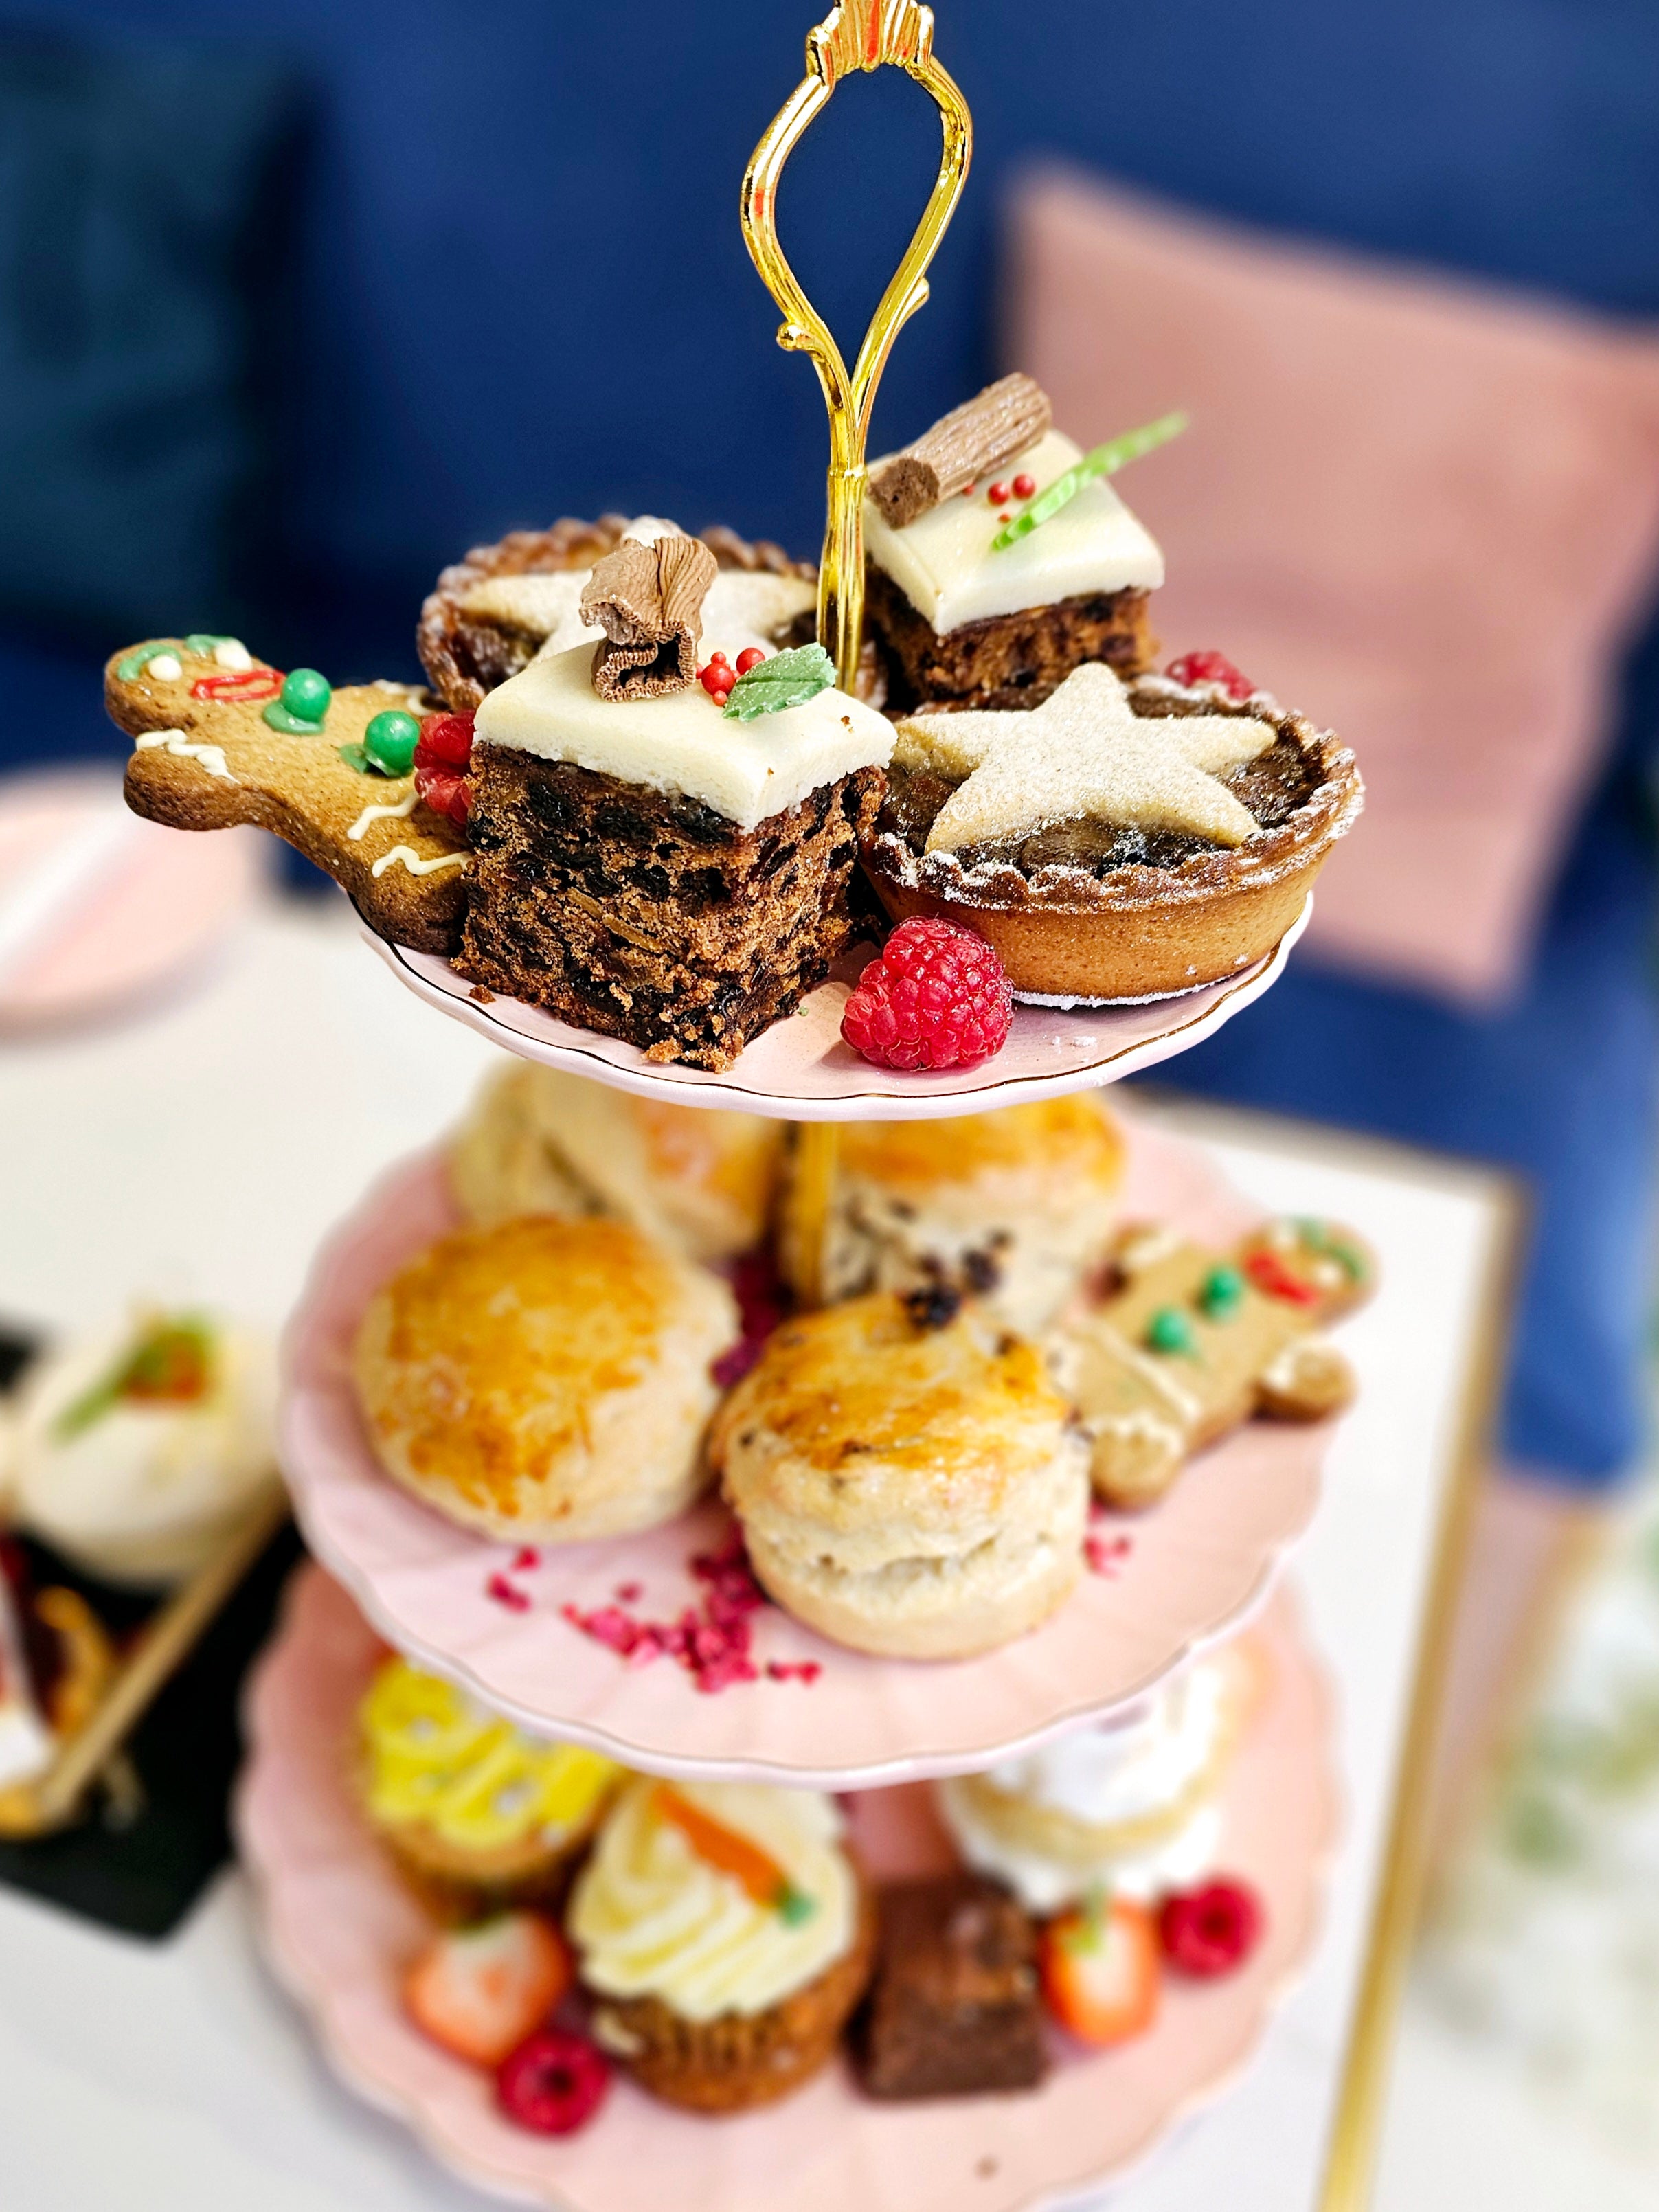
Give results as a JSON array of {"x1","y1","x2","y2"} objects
[{"x1": 741, "y1": 1, "x2": 972, "y2": 690}]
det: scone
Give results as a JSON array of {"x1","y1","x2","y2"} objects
[
  {"x1": 935, "y1": 1645, "x2": 1255, "y2": 1914},
  {"x1": 798, "y1": 1097, "x2": 1125, "y2": 1336},
  {"x1": 448, "y1": 1063, "x2": 785, "y2": 1265},
  {"x1": 359, "y1": 1655, "x2": 622, "y2": 1922},
  {"x1": 352, "y1": 1215, "x2": 737, "y2": 1542},
  {"x1": 710, "y1": 1290, "x2": 1088, "y2": 1660},
  {"x1": 569, "y1": 1777, "x2": 875, "y2": 2112}
]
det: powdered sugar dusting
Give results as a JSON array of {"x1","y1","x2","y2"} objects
[{"x1": 898, "y1": 664, "x2": 1273, "y2": 855}]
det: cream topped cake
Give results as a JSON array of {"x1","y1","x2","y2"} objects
[
  {"x1": 475, "y1": 633, "x2": 890, "y2": 831},
  {"x1": 862, "y1": 373, "x2": 1169, "y2": 710},
  {"x1": 460, "y1": 531, "x2": 892, "y2": 1069},
  {"x1": 936, "y1": 1650, "x2": 1248, "y2": 1912},
  {"x1": 419, "y1": 513, "x2": 820, "y2": 714},
  {"x1": 866, "y1": 427, "x2": 1164, "y2": 638}
]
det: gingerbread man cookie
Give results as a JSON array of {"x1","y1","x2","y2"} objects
[
  {"x1": 108, "y1": 635, "x2": 469, "y2": 953},
  {"x1": 1048, "y1": 1217, "x2": 1375, "y2": 1508}
]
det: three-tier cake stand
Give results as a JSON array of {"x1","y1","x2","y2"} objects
[{"x1": 236, "y1": 8, "x2": 1346, "y2": 2205}]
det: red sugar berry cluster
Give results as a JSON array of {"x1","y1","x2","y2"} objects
[
  {"x1": 415, "y1": 710, "x2": 475, "y2": 824},
  {"x1": 560, "y1": 1530, "x2": 785, "y2": 1694},
  {"x1": 698, "y1": 646, "x2": 766, "y2": 708},
  {"x1": 841, "y1": 918, "x2": 1014, "y2": 1072},
  {"x1": 1164, "y1": 651, "x2": 1254, "y2": 703}
]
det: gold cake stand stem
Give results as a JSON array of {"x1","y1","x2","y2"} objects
[{"x1": 741, "y1": 1, "x2": 972, "y2": 690}]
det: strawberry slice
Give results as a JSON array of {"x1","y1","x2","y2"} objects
[
  {"x1": 404, "y1": 1912, "x2": 572, "y2": 2068},
  {"x1": 1040, "y1": 1894, "x2": 1160, "y2": 2046}
]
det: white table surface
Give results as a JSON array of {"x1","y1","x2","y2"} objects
[{"x1": 0, "y1": 898, "x2": 1512, "y2": 2212}]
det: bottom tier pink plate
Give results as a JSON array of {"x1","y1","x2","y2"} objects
[{"x1": 236, "y1": 1565, "x2": 1339, "y2": 2212}]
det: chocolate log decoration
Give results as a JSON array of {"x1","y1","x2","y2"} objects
[
  {"x1": 580, "y1": 533, "x2": 719, "y2": 700},
  {"x1": 868, "y1": 373, "x2": 1053, "y2": 530}
]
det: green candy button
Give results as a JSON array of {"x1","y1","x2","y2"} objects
[
  {"x1": 264, "y1": 666, "x2": 332, "y2": 734},
  {"x1": 1145, "y1": 1306, "x2": 1196, "y2": 1356},
  {"x1": 363, "y1": 709, "x2": 420, "y2": 776},
  {"x1": 1200, "y1": 1265, "x2": 1245, "y2": 1319}
]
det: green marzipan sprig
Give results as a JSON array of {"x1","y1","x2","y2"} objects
[
  {"x1": 991, "y1": 411, "x2": 1189, "y2": 552},
  {"x1": 722, "y1": 642, "x2": 836, "y2": 720}
]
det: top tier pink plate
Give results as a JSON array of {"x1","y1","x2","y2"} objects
[
  {"x1": 236, "y1": 1564, "x2": 1338, "y2": 2212},
  {"x1": 359, "y1": 896, "x2": 1309, "y2": 1120},
  {"x1": 280, "y1": 1114, "x2": 1341, "y2": 1786}
]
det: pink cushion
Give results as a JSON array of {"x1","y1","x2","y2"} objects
[{"x1": 1005, "y1": 170, "x2": 1659, "y2": 1004}]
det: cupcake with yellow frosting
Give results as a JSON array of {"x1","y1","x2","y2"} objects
[
  {"x1": 359, "y1": 1656, "x2": 622, "y2": 1922},
  {"x1": 567, "y1": 1777, "x2": 875, "y2": 2112}
]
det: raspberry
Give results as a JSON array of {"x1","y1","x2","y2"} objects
[
  {"x1": 840, "y1": 918, "x2": 1013, "y2": 1071},
  {"x1": 1164, "y1": 651, "x2": 1254, "y2": 702},
  {"x1": 1158, "y1": 1878, "x2": 1263, "y2": 1976},
  {"x1": 495, "y1": 2028, "x2": 610, "y2": 2135}
]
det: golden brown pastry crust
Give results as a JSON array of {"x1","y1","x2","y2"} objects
[
  {"x1": 418, "y1": 518, "x2": 814, "y2": 713},
  {"x1": 351, "y1": 1215, "x2": 735, "y2": 1541},
  {"x1": 864, "y1": 678, "x2": 1362, "y2": 1002},
  {"x1": 712, "y1": 1294, "x2": 1087, "y2": 1660}
]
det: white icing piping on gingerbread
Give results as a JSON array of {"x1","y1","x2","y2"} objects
[
  {"x1": 347, "y1": 788, "x2": 420, "y2": 842},
  {"x1": 145, "y1": 653, "x2": 183, "y2": 683},
  {"x1": 134, "y1": 729, "x2": 234, "y2": 782},
  {"x1": 370, "y1": 845, "x2": 466, "y2": 879}
]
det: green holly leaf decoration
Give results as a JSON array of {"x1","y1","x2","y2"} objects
[{"x1": 722, "y1": 642, "x2": 836, "y2": 721}]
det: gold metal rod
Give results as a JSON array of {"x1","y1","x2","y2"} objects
[{"x1": 741, "y1": 1, "x2": 972, "y2": 690}]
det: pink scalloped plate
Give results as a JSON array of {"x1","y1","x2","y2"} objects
[
  {"x1": 280, "y1": 1116, "x2": 1342, "y2": 1785},
  {"x1": 359, "y1": 896, "x2": 1310, "y2": 1120},
  {"x1": 236, "y1": 1565, "x2": 1338, "y2": 2212}
]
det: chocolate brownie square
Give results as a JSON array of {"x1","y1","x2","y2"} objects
[{"x1": 854, "y1": 1873, "x2": 1048, "y2": 2099}]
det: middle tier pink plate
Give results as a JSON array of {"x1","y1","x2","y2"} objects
[{"x1": 280, "y1": 1114, "x2": 1340, "y2": 1786}]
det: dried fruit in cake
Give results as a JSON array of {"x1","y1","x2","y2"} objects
[
  {"x1": 865, "y1": 660, "x2": 1363, "y2": 1004},
  {"x1": 568, "y1": 1778, "x2": 875, "y2": 2112},
  {"x1": 351, "y1": 1215, "x2": 738, "y2": 1543},
  {"x1": 447, "y1": 1063, "x2": 785, "y2": 1265},
  {"x1": 935, "y1": 1643, "x2": 1254, "y2": 1913},
  {"x1": 404, "y1": 1912, "x2": 572, "y2": 2067},
  {"x1": 863, "y1": 378, "x2": 1174, "y2": 712},
  {"x1": 854, "y1": 1872, "x2": 1048, "y2": 2099},
  {"x1": 1048, "y1": 1217, "x2": 1375, "y2": 1508},
  {"x1": 496, "y1": 2027, "x2": 611, "y2": 2134},
  {"x1": 1158, "y1": 1877, "x2": 1264, "y2": 1977},
  {"x1": 787, "y1": 1095, "x2": 1125, "y2": 1337},
  {"x1": 1039, "y1": 1893, "x2": 1160, "y2": 2046},
  {"x1": 840, "y1": 916, "x2": 1013, "y2": 1071},
  {"x1": 107, "y1": 635, "x2": 466, "y2": 953},
  {"x1": 359, "y1": 1655, "x2": 622, "y2": 1921},
  {"x1": 710, "y1": 1290, "x2": 1088, "y2": 1660},
  {"x1": 458, "y1": 528, "x2": 893, "y2": 1070}
]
